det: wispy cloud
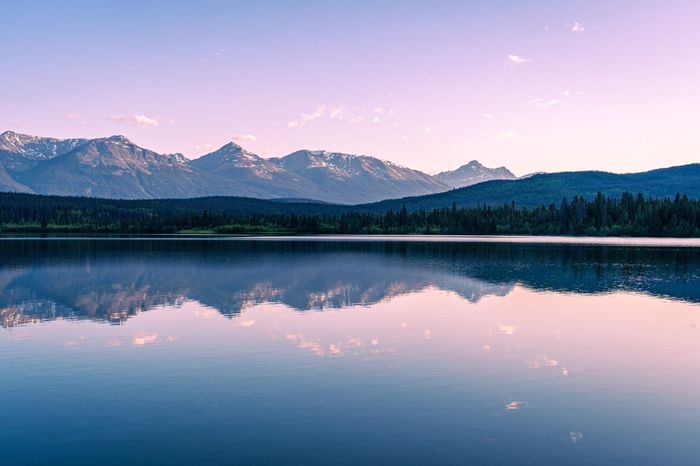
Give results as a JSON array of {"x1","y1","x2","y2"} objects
[
  {"x1": 507, "y1": 54, "x2": 531, "y2": 66},
  {"x1": 132, "y1": 333, "x2": 159, "y2": 346},
  {"x1": 65, "y1": 113, "x2": 80, "y2": 120},
  {"x1": 287, "y1": 104, "x2": 393, "y2": 128},
  {"x1": 499, "y1": 129, "x2": 517, "y2": 139},
  {"x1": 195, "y1": 143, "x2": 215, "y2": 151},
  {"x1": 426, "y1": 126, "x2": 432, "y2": 132},
  {"x1": 132, "y1": 114, "x2": 159, "y2": 127},
  {"x1": 7, "y1": 120, "x2": 30, "y2": 126},
  {"x1": 288, "y1": 105, "x2": 326, "y2": 128},
  {"x1": 528, "y1": 98, "x2": 560, "y2": 109},
  {"x1": 330, "y1": 107, "x2": 349, "y2": 119},
  {"x1": 483, "y1": 113, "x2": 493, "y2": 118},
  {"x1": 232, "y1": 134, "x2": 257, "y2": 142},
  {"x1": 571, "y1": 22, "x2": 585, "y2": 33},
  {"x1": 563, "y1": 89, "x2": 570, "y2": 96},
  {"x1": 106, "y1": 115, "x2": 126, "y2": 124}
]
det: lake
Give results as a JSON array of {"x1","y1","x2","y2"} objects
[{"x1": 1, "y1": 237, "x2": 699, "y2": 465}]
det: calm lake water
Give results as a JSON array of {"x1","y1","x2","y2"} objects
[{"x1": 1, "y1": 237, "x2": 699, "y2": 465}]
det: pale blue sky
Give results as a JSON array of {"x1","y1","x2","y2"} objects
[{"x1": 2, "y1": 0, "x2": 698, "y2": 175}]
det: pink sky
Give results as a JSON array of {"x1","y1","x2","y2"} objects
[{"x1": 2, "y1": 1, "x2": 699, "y2": 176}]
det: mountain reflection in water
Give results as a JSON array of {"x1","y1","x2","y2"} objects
[{"x1": 1, "y1": 238, "x2": 699, "y2": 328}]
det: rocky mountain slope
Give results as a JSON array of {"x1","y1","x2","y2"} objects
[
  {"x1": 267, "y1": 150, "x2": 449, "y2": 204},
  {"x1": 0, "y1": 163, "x2": 33, "y2": 193},
  {"x1": 435, "y1": 160, "x2": 516, "y2": 188},
  {"x1": 14, "y1": 136, "x2": 272, "y2": 199},
  {"x1": 188, "y1": 142, "x2": 329, "y2": 200},
  {"x1": 1, "y1": 131, "x2": 513, "y2": 203},
  {"x1": 0, "y1": 131, "x2": 88, "y2": 172}
]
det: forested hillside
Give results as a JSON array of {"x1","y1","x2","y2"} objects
[{"x1": 1, "y1": 191, "x2": 698, "y2": 237}]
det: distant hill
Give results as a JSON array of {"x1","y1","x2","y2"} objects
[
  {"x1": 358, "y1": 165, "x2": 700, "y2": 212},
  {"x1": 435, "y1": 160, "x2": 516, "y2": 188}
]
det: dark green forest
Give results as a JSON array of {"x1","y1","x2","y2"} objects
[{"x1": 1, "y1": 191, "x2": 699, "y2": 237}]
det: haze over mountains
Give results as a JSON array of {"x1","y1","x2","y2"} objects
[{"x1": 0, "y1": 131, "x2": 514, "y2": 204}]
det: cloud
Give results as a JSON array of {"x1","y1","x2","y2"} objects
[
  {"x1": 563, "y1": 89, "x2": 570, "y2": 96},
  {"x1": 132, "y1": 333, "x2": 159, "y2": 346},
  {"x1": 106, "y1": 115, "x2": 126, "y2": 124},
  {"x1": 507, "y1": 54, "x2": 531, "y2": 66},
  {"x1": 7, "y1": 120, "x2": 30, "y2": 126},
  {"x1": 233, "y1": 319, "x2": 255, "y2": 327},
  {"x1": 499, "y1": 129, "x2": 517, "y2": 139},
  {"x1": 391, "y1": 122, "x2": 398, "y2": 127},
  {"x1": 528, "y1": 98, "x2": 560, "y2": 108},
  {"x1": 426, "y1": 126, "x2": 432, "y2": 132},
  {"x1": 168, "y1": 118, "x2": 176, "y2": 124},
  {"x1": 372, "y1": 117, "x2": 379, "y2": 123},
  {"x1": 544, "y1": 26, "x2": 549, "y2": 31},
  {"x1": 232, "y1": 134, "x2": 257, "y2": 142},
  {"x1": 132, "y1": 114, "x2": 159, "y2": 127},
  {"x1": 483, "y1": 113, "x2": 493, "y2": 118},
  {"x1": 402, "y1": 135, "x2": 408, "y2": 140},
  {"x1": 372, "y1": 108, "x2": 384, "y2": 114},
  {"x1": 330, "y1": 106, "x2": 352, "y2": 121},
  {"x1": 65, "y1": 113, "x2": 80, "y2": 120},
  {"x1": 571, "y1": 22, "x2": 585, "y2": 33},
  {"x1": 348, "y1": 116, "x2": 363, "y2": 124},
  {"x1": 195, "y1": 143, "x2": 214, "y2": 151},
  {"x1": 287, "y1": 105, "x2": 326, "y2": 128}
]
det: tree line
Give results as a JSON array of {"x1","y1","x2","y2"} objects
[{"x1": 1, "y1": 191, "x2": 699, "y2": 237}]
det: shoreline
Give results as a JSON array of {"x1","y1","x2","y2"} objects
[{"x1": 2, "y1": 234, "x2": 700, "y2": 248}]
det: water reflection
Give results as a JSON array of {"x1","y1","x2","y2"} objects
[{"x1": 1, "y1": 239, "x2": 700, "y2": 328}]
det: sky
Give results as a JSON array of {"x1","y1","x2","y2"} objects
[{"x1": 1, "y1": 0, "x2": 699, "y2": 176}]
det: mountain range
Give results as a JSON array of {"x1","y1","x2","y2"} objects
[{"x1": 0, "y1": 131, "x2": 512, "y2": 204}]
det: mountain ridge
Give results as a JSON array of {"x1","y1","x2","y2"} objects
[
  {"x1": 0, "y1": 131, "x2": 459, "y2": 203},
  {"x1": 435, "y1": 160, "x2": 516, "y2": 188},
  {"x1": 13, "y1": 136, "x2": 272, "y2": 199}
]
